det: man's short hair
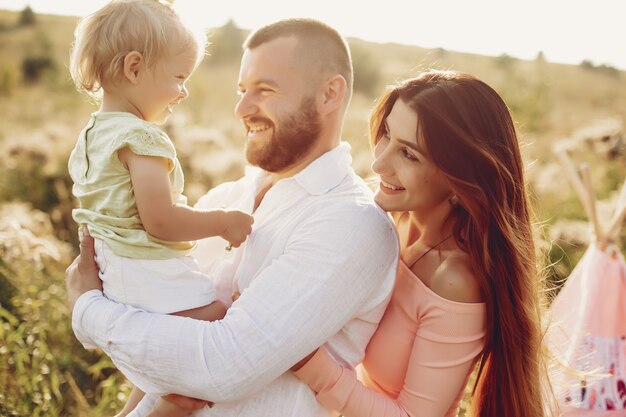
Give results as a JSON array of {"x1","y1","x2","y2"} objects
[{"x1": 244, "y1": 18, "x2": 353, "y2": 100}]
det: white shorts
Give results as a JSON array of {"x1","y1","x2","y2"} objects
[{"x1": 94, "y1": 238, "x2": 217, "y2": 314}]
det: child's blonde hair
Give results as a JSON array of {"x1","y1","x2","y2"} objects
[{"x1": 69, "y1": 0, "x2": 205, "y2": 98}]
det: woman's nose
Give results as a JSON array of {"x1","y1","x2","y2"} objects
[{"x1": 371, "y1": 144, "x2": 394, "y2": 177}]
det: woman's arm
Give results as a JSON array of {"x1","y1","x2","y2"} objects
[
  {"x1": 294, "y1": 313, "x2": 484, "y2": 417},
  {"x1": 118, "y1": 147, "x2": 253, "y2": 244}
]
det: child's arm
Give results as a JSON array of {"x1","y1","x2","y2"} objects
[{"x1": 118, "y1": 147, "x2": 253, "y2": 244}]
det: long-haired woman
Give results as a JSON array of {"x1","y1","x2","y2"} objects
[{"x1": 292, "y1": 70, "x2": 553, "y2": 417}]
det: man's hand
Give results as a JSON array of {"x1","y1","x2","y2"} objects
[{"x1": 65, "y1": 232, "x2": 103, "y2": 312}]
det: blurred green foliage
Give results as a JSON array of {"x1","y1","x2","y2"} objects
[
  {"x1": 205, "y1": 19, "x2": 245, "y2": 65},
  {"x1": 351, "y1": 44, "x2": 383, "y2": 95},
  {"x1": 18, "y1": 6, "x2": 35, "y2": 27},
  {"x1": 0, "y1": 63, "x2": 17, "y2": 96},
  {"x1": 0, "y1": 220, "x2": 129, "y2": 416},
  {"x1": 0, "y1": 7, "x2": 625, "y2": 415}
]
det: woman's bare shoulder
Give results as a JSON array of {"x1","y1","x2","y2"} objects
[{"x1": 429, "y1": 252, "x2": 484, "y2": 303}]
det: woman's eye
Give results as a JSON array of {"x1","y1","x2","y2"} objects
[{"x1": 402, "y1": 148, "x2": 418, "y2": 161}]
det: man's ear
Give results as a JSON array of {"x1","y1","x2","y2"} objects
[
  {"x1": 123, "y1": 51, "x2": 144, "y2": 84},
  {"x1": 319, "y1": 74, "x2": 346, "y2": 115}
]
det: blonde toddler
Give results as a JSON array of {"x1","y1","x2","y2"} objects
[{"x1": 67, "y1": 1, "x2": 253, "y2": 415}]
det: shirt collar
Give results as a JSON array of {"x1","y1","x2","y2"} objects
[
  {"x1": 243, "y1": 142, "x2": 354, "y2": 196},
  {"x1": 293, "y1": 142, "x2": 353, "y2": 195}
]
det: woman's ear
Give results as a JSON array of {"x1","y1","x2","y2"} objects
[
  {"x1": 123, "y1": 51, "x2": 144, "y2": 84},
  {"x1": 319, "y1": 74, "x2": 346, "y2": 115}
]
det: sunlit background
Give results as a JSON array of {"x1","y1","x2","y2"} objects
[
  {"x1": 1, "y1": 0, "x2": 625, "y2": 69},
  {"x1": 0, "y1": 1, "x2": 625, "y2": 416}
]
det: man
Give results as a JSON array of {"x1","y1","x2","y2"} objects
[{"x1": 66, "y1": 18, "x2": 398, "y2": 417}]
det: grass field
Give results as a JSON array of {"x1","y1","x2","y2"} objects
[{"x1": 1, "y1": 8, "x2": 625, "y2": 416}]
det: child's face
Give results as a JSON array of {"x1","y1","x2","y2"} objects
[{"x1": 133, "y1": 46, "x2": 198, "y2": 124}]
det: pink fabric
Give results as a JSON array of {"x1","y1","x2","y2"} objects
[
  {"x1": 548, "y1": 244, "x2": 626, "y2": 414},
  {"x1": 294, "y1": 261, "x2": 486, "y2": 417}
]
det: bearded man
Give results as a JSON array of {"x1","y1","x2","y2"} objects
[{"x1": 66, "y1": 18, "x2": 398, "y2": 417}]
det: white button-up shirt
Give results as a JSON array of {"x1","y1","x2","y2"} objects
[{"x1": 72, "y1": 142, "x2": 399, "y2": 417}]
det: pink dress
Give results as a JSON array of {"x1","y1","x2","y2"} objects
[
  {"x1": 294, "y1": 259, "x2": 486, "y2": 417},
  {"x1": 548, "y1": 244, "x2": 626, "y2": 415}
]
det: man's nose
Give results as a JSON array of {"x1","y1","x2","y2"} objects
[{"x1": 235, "y1": 92, "x2": 257, "y2": 119}]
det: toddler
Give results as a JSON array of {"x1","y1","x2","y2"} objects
[{"x1": 68, "y1": 1, "x2": 253, "y2": 415}]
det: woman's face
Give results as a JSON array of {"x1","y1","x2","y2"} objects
[{"x1": 371, "y1": 99, "x2": 452, "y2": 214}]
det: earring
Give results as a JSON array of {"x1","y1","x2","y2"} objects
[{"x1": 449, "y1": 195, "x2": 459, "y2": 206}]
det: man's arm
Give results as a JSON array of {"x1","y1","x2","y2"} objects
[{"x1": 69, "y1": 206, "x2": 398, "y2": 402}]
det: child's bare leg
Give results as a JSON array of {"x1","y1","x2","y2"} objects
[
  {"x1": 145, "y1": 396, "x2": 202, "y2": 417},
  {"x1": 171, "y1": 299, "x2": 227, "y2": 321},
  {"x1": 115, "y1": 385, "x2": 145, "y2": 417}
]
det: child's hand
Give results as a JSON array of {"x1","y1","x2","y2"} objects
[{"x1": 220, "y1": 210, "x2": 254, "y2": 248}]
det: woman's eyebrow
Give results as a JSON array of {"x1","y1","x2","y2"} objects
[
  {"x1": 397, "y1": 139, "x2": 420, "y2": 151},
  {"x1": 385, "y1": 122, "x2": 420, "y2": 150}
]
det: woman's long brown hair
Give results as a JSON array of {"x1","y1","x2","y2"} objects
[{"x1": 370, "y1": 70, "x2": 551, "y2": 417}]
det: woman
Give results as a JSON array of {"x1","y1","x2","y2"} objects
[{"x1": 292, "y1": 70, "x2": 553, "y2": 417}]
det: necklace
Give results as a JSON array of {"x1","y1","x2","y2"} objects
[{"x1": 409, "y1": 234, "x2": 453, "y2": 269}]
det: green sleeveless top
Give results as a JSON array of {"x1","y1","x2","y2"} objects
[{"x1": 68, "y1": 112, "x2": 195, "y2": 259}]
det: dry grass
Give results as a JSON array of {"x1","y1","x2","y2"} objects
[{"x1": 0, "y1": 8, "x2": 625, "y2": 415}]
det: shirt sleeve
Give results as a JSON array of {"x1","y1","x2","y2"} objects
[
  {"x1": 293, "y1": 309, "x2": 485, "y2": 417},
  {"x1": 71, "y1": 204, "x2": 399, "y2": 402},
  {"x1": 114, "y1": 123, "x2": 176, "y2": 171}
]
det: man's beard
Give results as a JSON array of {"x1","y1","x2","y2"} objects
[{"x1": 245, "y1": 97, "x2": 322, "y2": 173}]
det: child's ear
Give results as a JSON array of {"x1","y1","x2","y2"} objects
[{"x1": 123, "y1": 51, "x2": 143, "y2": 84}]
